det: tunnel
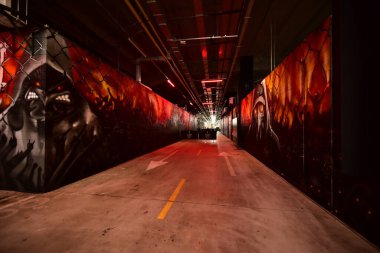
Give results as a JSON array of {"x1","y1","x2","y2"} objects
[{"x1": 0, "y1": 0, "x2": 379, "y2": 252}]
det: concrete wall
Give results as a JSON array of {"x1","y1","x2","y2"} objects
[
  {"x1": 0, "y1": 28, "x2": 195, "y2": 192},
  {"x1": 332, "y1": 0, "x2": 380, "y2": 245}
]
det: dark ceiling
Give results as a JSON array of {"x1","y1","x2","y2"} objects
[{"x1": 2, "y1": 0, "x2": 331, "y2": 118}]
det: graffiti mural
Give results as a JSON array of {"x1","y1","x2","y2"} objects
[
  {"x1": 240, "y1": 16, "x2": 332, "y2": 204},
  {"x1": 0, "y1": 28, "x2": 195, "y2": 192},
  {"x1": 237, "y1": 16, "x2": 380, "y2": 245},
  {"x1": 248, "y1": 80, "x2": 281, "y2": 164}
]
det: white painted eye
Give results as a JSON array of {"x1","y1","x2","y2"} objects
[
  {"x1": 55, "y1": 94, "x2": 71, "y2": 103},
  {"x1": 26, "y1": 91, "x2": 39, "y2": 100}
]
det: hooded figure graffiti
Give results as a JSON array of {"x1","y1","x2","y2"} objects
[
  {"x1": 248, "y1": 80, "x2": 281, "y2": 163},
  {"x1": 0, "y1": 29, "x2": 102, "y2": 192}
]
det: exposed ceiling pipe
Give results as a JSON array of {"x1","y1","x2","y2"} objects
[
  {"x1": 168, "y1": 35, "x2": 238, "y2": 42},
  {"x1": 142, "y1": 8, "x2": 201, "y2": 113},
  {"x1": 166, "y1": 9, "x2": 242, "y2": 22},
  {"x1": 128, "y1": 0, "x2": 206, "y2": 116},
  {"x1": 138, "y1": 1, "x2": 210, "y2": 117},
  {"x1": 95, "y1": 2, "x2": 176, "y2": 91},
  {"x1": 128, "y1": 37, "x2": 147, "y2": 58},
  {"x1": 220, "y1": 0, "x2": 255, "y2": 112},
  {"x1": 217, "y1": 0, "x2": 236, "y2": 110},
  {"x1": 193, "y1": 0, "x2": 213, "y2": 118},
  {"x1": 136, "y1": 56, "x2": 167, "y2": 83},
  {"x1": 133, "y1": 1, "x2": 191, "y2": 85},
  {"x1": 128, "y1": 37, "x2": 173, "y2": 90},
  {"x1": 125, "y1": 0, "x2": 207, "y2": 116}
]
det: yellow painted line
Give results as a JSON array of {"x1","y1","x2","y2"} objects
[
  {"x1": 168, "y1": 179, "x2": 186, "y2": 202},
  {"x1": 157, "y1": 202, "x2": 174, "y2": 220},
  {"x1": 157, "y1": 179, "x2": 186, "y2": 220}
]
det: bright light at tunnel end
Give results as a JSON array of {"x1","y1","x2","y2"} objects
[
  {"x1": 211, "y1": 115, "x2": 216, "y2": 124},
  {"x1": 167, "y1": 79, "x2": 175, "y2": 87}
]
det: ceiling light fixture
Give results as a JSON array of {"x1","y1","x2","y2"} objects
[
  {"x1": 201, "y1": 79, "x2": 223, "y2": 83},
  {"x1": 140, "y1": 83, "x2": 152, "y2": 91},
  {"x1": 168, "y1": 35, "x2": 238, "y2": 42},
  {"x1": 167, "y1": 79, "x2": 175, "y2": 87},
  {"x1": 128, "y1": 37, "x2": 147, "y2": 57}
]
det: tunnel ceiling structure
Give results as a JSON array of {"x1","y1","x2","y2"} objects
[{"x1": 9, "y1": 0, "x2": 330, "y2": 118}]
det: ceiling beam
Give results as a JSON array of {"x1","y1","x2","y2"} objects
[
  {"x1": 220, "y1": 0, "x2": 255, "y2": 114},
  {"x1": 165, "y1": 9, "x2": 242, "y2": 22},
  {"x1": 168, "y1": 35, "x2": 238, "y2": 42}
]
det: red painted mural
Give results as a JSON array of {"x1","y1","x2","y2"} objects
[
  {"x1": 0, "y1": 28, "x2": 195, "y2": 192},
  {"x1": 240, "y1": 17, "x2": 331, "y2": 130},
  {"x1": 0, "y1": 30, "x2": 193, "y2": 128},
  {"x1": 67, "y1": 45, "x2": 192, "y2": 128},
  {"x1": 238, "y1": 16, "x2": 380, "y2": 245},
  {"x1": 240, "y1": 16, "x2": 331, "y2": 203},
  {"x1": 265, "y1": 17, "x2": 331, "y2": 130}
]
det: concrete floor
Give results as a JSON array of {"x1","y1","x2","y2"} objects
[{"x1": 0, "y1": 134, "x2": 378, "y2": 253}]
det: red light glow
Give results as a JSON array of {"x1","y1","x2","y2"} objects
[
  {"x1": 201, "y1": 48, "x2": 207, "y2": 59},
  {"x1": 167, "y1": 79, "x2": 175, "y2": 87},
  {"x1": 201, "y1": 79, "x2": 223, "y2": 83}
]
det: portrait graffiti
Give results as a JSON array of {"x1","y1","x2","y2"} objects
[{"x1": 0, "y1": 29, "x2": 102, "y2": 191}]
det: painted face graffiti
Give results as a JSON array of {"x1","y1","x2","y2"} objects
[
  {"x1": 0, "y1": 29, "x2": 101, "y2": 192},
  {"x1": 248, "y1": 80, "x2": 281, "y2": 161},
  {"x1": 253, "y1": 84, "x2": 267, "y2": 142}
]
